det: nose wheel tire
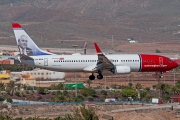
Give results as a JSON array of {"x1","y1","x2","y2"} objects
[
  {"x1": 159, "y1": 72, "x2": 163, "y2": 78},
  {"x1": 159, "y1": 75, "x2": 163, "y2": 78},
  {"x1": 89, "y1": 74, "x2": 95, "y2": 80}
]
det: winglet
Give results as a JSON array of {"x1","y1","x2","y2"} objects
[
  {"x1": 12, "y1": 23, "x2": 22, "y2": 29},
  {"x1": 94, "y1": 43, "x2": 102, "y2": 54}
]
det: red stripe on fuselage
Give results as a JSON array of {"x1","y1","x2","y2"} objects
[{"x1": 140, "y1": 54, "x2": 169, "y2": 72}]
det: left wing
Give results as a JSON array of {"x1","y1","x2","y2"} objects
[{"x1": 94, "y1": 43, "x2": 114, "y2": 72}]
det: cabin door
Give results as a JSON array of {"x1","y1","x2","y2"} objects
[
  {"x1": 159, "y1": 57, "x2": 163, "y2": 66},
  {"x1": 44, "y1": 58, "x2": 48, "y2": 66}
]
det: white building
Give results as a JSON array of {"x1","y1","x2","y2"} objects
[
  {"x1": 129, "y1": 40, "x2": 138, "y2": 43},
  {"x1": 10, "y1": 69, "x2": 65, "y2": 80},
  {"x1": 20, "y1": 74, "x2": 36, "y2": 87},
  {"x1": 127, "y1": 38, "x2": 138, "y2": 43}
]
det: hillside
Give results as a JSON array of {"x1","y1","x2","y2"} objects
[{"x1": 0, "y1": 0, "x2": 180, "y2": 49}]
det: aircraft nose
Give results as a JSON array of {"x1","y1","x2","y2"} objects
[{"x1": 173, "y1": 61, "x2": 179, "y2": 68}]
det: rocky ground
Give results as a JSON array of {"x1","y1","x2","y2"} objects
[{"x1": 0, "y1": 104, "x2": 179, "y2": 120}]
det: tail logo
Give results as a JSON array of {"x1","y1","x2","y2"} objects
[{"x1": 18, "y1": 35, "x2": 33, "y2": 56}]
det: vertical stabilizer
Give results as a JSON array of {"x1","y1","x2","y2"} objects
[{"x1": 12, "y1": 23, "x2": 53, "y2": 56}]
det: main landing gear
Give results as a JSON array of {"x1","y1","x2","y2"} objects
[
  {"x1": 97, "y1": 73, "x2": 103, "y2": 79},
  {"x1": 89, "y1": 73, "x2": 103, "y2": 80},
  {"x1": 89, "y1": 74, "x2": 95, "y2": 80}
]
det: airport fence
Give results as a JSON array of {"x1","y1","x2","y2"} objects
[{"x1": 11, "y1": 101, "x2": 154, "y2": 105}]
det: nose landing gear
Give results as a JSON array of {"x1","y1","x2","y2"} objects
[{"x1": 154, "y1": 71, "x2": 164, "y2": 84}]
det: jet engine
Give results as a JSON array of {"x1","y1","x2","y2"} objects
[{"x1": 112, "y1": 66, "x2": 131, "y2": 74}]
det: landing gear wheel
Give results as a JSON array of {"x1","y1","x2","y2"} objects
[
  {"x1": 159, "y1": 72, "x2": 163, "y2": 78},
  {"x1": 89, "y1": 74, "x2": 95, "y2": 80},
  {"x1": 159, "y1": 75, "x2": 163, "y2": 78},
  {"x1": 97, "y1": 74, "x2": 103, "y2": 79}
]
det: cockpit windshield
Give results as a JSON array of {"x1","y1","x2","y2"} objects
[{"x1": 168, "y1": 58, "x2": 172, "y2": 62}]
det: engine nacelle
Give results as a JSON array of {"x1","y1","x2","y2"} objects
[{"x1": 113, "y1": 66, "x2": 131, "y2": 74}]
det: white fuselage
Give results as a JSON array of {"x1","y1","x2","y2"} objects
[{"x1": 21, "y1": 54, "x2": 141, "y2": 72}]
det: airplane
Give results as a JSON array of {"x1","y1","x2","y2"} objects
[{"x1": 12, "y1": 22, "x2": 179, "y2": 80}]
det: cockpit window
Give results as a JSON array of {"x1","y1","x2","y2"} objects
[{"x1": 168, "y1": 58, "x2": 172, "y2": 62}]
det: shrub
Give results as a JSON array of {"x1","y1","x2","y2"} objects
[
  {"x1": 57, "y1": 95, "x2": 64, "y2": 102},
  {"x1": 0, "y1": 96, "x2": 5, "y2": 102},
  {"x1": 63, "y1": 90, "x2": 68, "y2": 96},
  {"x1": 19, "y1": 92, "x2": 25, "y2": 97},
  {"x1": 37, "y1": 87, "x2": 45, "y2": 94},
  {"x1": 121, "y1": 88, "x2": 138, "y2": 98},
  {"x1": 52, "y1": 91, "x2": 56, "y2": 95},
  {"x1": 77, "y1": 95, "x2": 84, "y2": 102},
  {"x1": 100, "y1": 90, "x2": 107, "y2": 96},
  {"x1": 87, "y1": 96, "x2": 94, "y2": 101},
  {"x1": 7, "y1": 98, "x2": 13, "y2": 103},
  {"x1": 26, "y1": 86, "x2": 33, "y2": 90},
  {"x1": 1, "y1": 104, "x2": 7, "y2": 109},
  {"x1": 155, "y1": 49, "x2": 161, "y2": 53},
  {"x1": 73, "y1": 105, "x2": 98, "y2": 120},
  {"x1": 44, "y1": 88, "x2": 49, "y2": 94},
  {"x1": 80, "y1": 88, "x2": 96, "y2": 96},
  {"x1": 15, "y1": 91, "x2": 20, "y2": 97},
  {"x1": 56, "y1": 90, "x2": 62, "y2": 95},
  {"x1": 145, "y1": 87, "x2": 150, "y2": 91},
  {"x1": 35, "y1": 95, "x2": 42, "y2": 101},
  {"x1": 25, "y1": 90, "x2": 30, "y2": 94}
]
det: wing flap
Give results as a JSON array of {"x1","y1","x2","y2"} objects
[{"x1": 83, "y1": 64, "x2": 103, "y2": 72}]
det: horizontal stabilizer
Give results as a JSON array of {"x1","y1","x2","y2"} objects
[{"x1": 19, "y1": 54, "x2": 34, "y2": 60}]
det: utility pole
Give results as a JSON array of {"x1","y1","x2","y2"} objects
[
  {"x1": 41, "y1": 36, "x2": 43, "y2": 44},
  {"x1": 73, "y1": 45, "x2": 78, "y2": 97},
  {"x1": 84, "y1": 42, "x2": 87, "y2": 55},
  {"x1": 73, "y1": 45, "x2": 78, "y2": 53},
  {"x1": 104, "y1": 76, "x2": 106, "y2": 90},
  {"x1": 174, "y1": 69, "x2": 176, "y2": 86},
  {"x1": 111, "y1": 35, "x2": 114, "y2": 50}
]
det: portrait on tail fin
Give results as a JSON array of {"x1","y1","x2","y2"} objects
[
  {"x1": 12, "y1": 22, "x2": 53, "y2": 56},
  {"x1": 18, "y1": 35, "x2": 33, "y2": 56}
]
